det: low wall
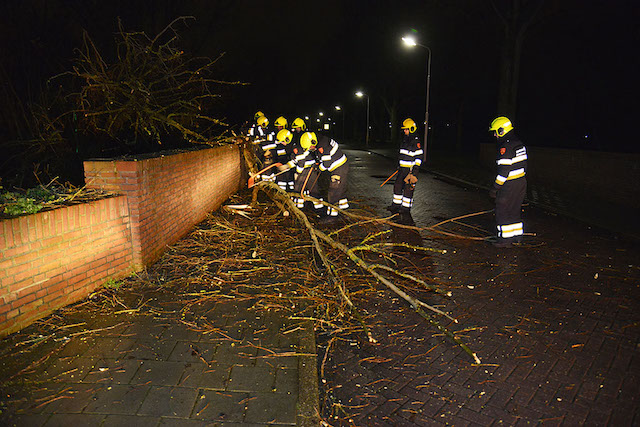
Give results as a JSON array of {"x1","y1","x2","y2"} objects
[
  {"x1": 84, "y1": 145, "x2": 242, "y2": 267},
  {"x1": 1, "y1": 144, "x2": 243, "y2": 337},
  {"x1": 479, "y1": 143, "x2": 640, "y2": 209},
  {"x1": 0, "y1": 196, "x2": 134, "y2": 336}
]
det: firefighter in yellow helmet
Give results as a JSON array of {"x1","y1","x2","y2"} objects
[
  {"x1": 274, "y1": 116, "x2": 288, "y2": 131},
  {"x1": 387, "y1": 118, "x2": 423, "y2": 216},
  {"x1": 289, "y1": 117, "x2": 306, "y2": 153},
  {"x1": 280, "y1": 131, "x2": 349, "y2": 224},
  {"x1": 244, "y1": 110, "x2": 266, "y2": 138},
  {"x1": 488, "y1": 116, "x2": 527, "y2": 247},
  {"x1": 253, "y1": 115, "x2": 277, "y2": 180},
  {"x1": 248, "y1": 113, "x2": 268, "y2": 143},
  {"x1": 275, "y1": 129, "x2": 295, "y2": 191}
]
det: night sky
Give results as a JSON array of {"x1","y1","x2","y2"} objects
[{"x1": 2, "y1": 0, "x2": 639, "y2": 152}]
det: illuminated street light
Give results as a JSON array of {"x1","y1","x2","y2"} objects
[
  {"x1": 403, "y1": 34, "x2": 431, "y2": 162},
  {"x1": 355, "y1": 91, "x2": 370, "y2": 147},
  {"x1": 335, "y1": 105, "x2": 345, "y2": 140}
]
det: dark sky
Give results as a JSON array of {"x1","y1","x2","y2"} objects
[{"x1": 2, "y1": 0, "x2": 639, "y2": 151}]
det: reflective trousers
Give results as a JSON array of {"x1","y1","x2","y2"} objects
[{"x1": 495, "y1": 178, "x2": 526, "y2": 241}]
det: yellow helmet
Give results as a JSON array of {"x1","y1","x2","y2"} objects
[
  {"x1": 275, "y1": 116, "x2": 288, "y2": 128},
  {"x1": 257, "y1": 116, "x2": 269, "y2": 128},
  {"x1": 276, "y1": 129, "x2": 293, "y2": 144},
  {"x1": 401, "y1": 118, "x2": 417, "y2": 133},
  {"x1": 254, "y1": 111, "x2": 265, "y2": 120},
  {"x1": 300, "y1": 132, "x2": 318, "y2": 150},
  {"x1": 489, "y1": 116, "x2": 513, "y2": 137},
  {"x1": 291, "y1": 117, "x2": 306, "y2": 131}
]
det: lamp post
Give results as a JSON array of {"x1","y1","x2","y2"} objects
[
  {"x1": 355, "y1": 91, "x2": 370, "y2": 147},
  {"x1": 335, "y1": 105, "x2": 344, "y2": 140},
  {"x1": 402, "y1": 35, "x2": 431, "y2": 162}
]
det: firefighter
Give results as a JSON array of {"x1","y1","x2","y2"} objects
[
  {"x1": 290, "y1": 117, "x2": 306, "y2": 150},
  {"x1": 254, "y1": 115, "x2": 277, "y2": 180},
  {"x1": 387, "y1": 118, "x2": 423, "y2": 214},
  {"x1": 275, "y1": 129, "x2": 295, "y2": 191},
  {"x1": 274, "y1": 116, "x2": 288, "y2": 132},
  {"x1": 278, "y1": 129, "x2": 323, "y2": 213},
  {"x1": 249, "y1": 114, "x2": 269, "y2": 143},
  {"x1": 281, "y1": 131, "x2": 349, "y2": 223},
  {"x1": 488, "y1": 116, "x2": 527, "y2": 247},
  {"x1": 246, "y1": 111, "x2": 265, "y2": 138}
]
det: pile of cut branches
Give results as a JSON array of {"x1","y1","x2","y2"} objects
[
  {"x1": 50, "y1": 16, "x2": 243, "y2": 149},
  {"x1": 0, "y1": 177, "x2": 115, "y2": 219}
]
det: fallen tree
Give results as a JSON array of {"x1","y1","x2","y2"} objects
[{"x1": 239, "y1": 140, "x2": 480, "y2": 363}]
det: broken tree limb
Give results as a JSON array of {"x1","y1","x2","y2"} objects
[
  {"x1": 258, "y1": 181, "x2": 375, "y2": 343},
  {"x1": 252, "y1": 180, "x2": 478, "y2": 363},
  {"x1": 311, "y1": 227, "x2": 479, "y2": 363}
]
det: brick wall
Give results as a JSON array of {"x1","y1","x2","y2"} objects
[
  {"x1": 83, "y1": 145, "x2": 242, "y2": 267},
  {"x1": 1, "y1": 144, "x2": 243, "y2": 337},
  {"x1": 0, "y1": 196, "x2": 134, "y2": 336}
]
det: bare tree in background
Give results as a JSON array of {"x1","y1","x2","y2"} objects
[{"x1": 491, "y1": 0, "x2": 545, "y2": 118}]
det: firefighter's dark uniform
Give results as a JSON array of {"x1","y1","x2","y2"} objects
[
  {"x1": 315, "y1": 135, "x2": 349, "y2": 217},
  {"x1": 255, "y1": 127, "x2": 277, "y2": 180},
  {"x1": 390, "y1": 134, "x2": 423, "y2": 212},
  {"x1": 287, "y1": 144, "x2": 323, "y2": 211},
  {"x1": 286, "y1": 135, "x2": 349, "y2": 216},
  {"x1": 274, "y1": 128, "x2": 295, "y2": 191},
  {"x1": 248, "y1": 122, "x2": 266, "y2": 140},
  {"x1": 493, "y1": 133, "x2": 527, "y2": 244}
]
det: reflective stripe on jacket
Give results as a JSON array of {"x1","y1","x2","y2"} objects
[
  {"x1": 494, "y1": 134, "x2": 527, "y2": 187},
  {"x1": 398, "y1": 135, "x2": 423, "y2": 173}
]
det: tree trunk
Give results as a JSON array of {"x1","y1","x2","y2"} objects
[
  {"x1": 496, "y1": 28, "x2": 524, "y2": 117},
  {"x1": 492, "y1": 0, "x2": 544, "y2": 118}
]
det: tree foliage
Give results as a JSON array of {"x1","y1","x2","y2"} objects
[
  {"x1": 1, "y1": 16, "x2": 244, "y2": 188},
  {"x1": 55, "y1": 16, "x2": 243, "y2": 149}
]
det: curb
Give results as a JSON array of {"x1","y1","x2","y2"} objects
[{"x1": 296, "y1": 320, "x2": 320, "y2": 426}]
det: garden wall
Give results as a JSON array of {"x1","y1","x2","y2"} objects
[
  {"x1": 0, "y1": 196, "x2": 134, "y2": 336},
  {"x1": 1, "y1": 144, "x2": 243, "y2": 337},
  {"x1": 83, "y1": 145, "x2": 242, "y2": 267}
]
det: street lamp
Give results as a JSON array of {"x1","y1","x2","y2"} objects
[
  {"x1": 355, "y1": 91, "x2": 370, "y2": 147},
  {"x1": 335, "y1": 105, "x2": 345, "y2": 140},
  {"x1": 402, "y1": 34, "x2": 431, "y2": 162}
]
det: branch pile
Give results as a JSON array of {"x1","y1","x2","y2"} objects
[{"x1": 49, "y1": 17, "x2": 245, "y2": 149}]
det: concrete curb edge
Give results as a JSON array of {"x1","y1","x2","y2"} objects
[{"x1": 296, "y1": 320, "x2": 320, "y2": 426}]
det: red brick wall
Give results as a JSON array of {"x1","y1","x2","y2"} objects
[
  {"x1": 1, "y1": 144, "x2": 242, "y2": 337},
  {"x1": 0, "y1": 196, "x2": 134, "y2": 336},
  {"x1": 83, "y1": 145, "x2": 242, "y2": 266}
]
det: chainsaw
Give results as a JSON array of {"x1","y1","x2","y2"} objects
[{"x1": 247, "y1": 163, "x2": 286, "y2": 188}]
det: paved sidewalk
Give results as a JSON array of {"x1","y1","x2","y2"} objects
[{"x1": 0, "y1": 265, "x2": 318, "y2": 426}]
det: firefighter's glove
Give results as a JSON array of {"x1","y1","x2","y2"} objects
[
  {"x1": 277, "y1": 164, "x2": 290, "y2": 172},
  {"x1": 489, "y1": 188, "x2": 497, "y2": 199},
  {"x1": 404, "y1": 173, "x2": 418, "y2": 185}
]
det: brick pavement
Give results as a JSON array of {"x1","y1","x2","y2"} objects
[
  {"x1": 0, "y1": 257, "x2": 319, "y2": 426},
  {"x1": 2, "y1": 147, "x2": 638, "y2": 426},
  {"x1": 316, "y1": 149, "x2": 640, "y2": 425}
]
